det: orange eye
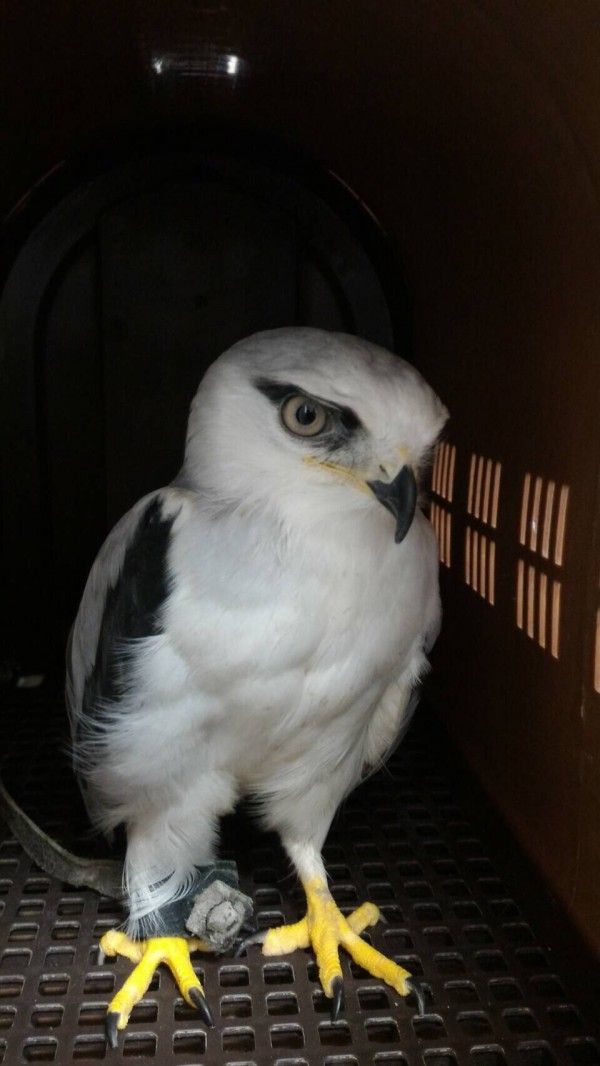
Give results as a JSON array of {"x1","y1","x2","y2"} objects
[{"x1": 281, "y1": 395, "x2": 328, "y2": 437}]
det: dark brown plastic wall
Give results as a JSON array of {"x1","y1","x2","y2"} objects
[{"x1": 1, "y1": 0, "x2": 599, "y2": 962}]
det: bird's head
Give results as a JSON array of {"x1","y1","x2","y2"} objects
[{"x1": 183, "y1": 328, "x2": 448, "y2": 543}]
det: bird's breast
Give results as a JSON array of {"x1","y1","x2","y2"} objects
[{"x1": 161, "y1": 506, "x2": 436, "y2": 780}]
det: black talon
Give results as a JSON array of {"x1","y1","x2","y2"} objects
[
  {"x1": 330, "y1": 976, "x2": 345, "y2": 1022},
  {"x1": 105, "y1": 1011, "x2": 119, "y2": 1050},
  {"x1": 189, "y1": 986, "x2": 214, "y2": 1027},
  {"x1": 234, "y1": 931, "x2": 265, "y2": 958},
  {"x1": 405, "y1": 977, "x2": 427, "y2": 1016}
]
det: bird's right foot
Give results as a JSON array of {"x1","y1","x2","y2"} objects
[
  {"x1": 98, "y1": 930, "x2": 213, "y2": 1048},
  {"x1": 237, "y1": 878, "x2": 426, "y2": 1020}
]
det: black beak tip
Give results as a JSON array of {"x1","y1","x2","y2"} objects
[{"x1": 368, "y1": 465, "x2": 418, "y2": 544}]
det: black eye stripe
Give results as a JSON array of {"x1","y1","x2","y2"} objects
[
  {"x1": 254, "y1": 378, "x2": 363, "y2": 434},
  {"x1": 339, "y1": 406, "x2": 361, "y2": 432},
  {"x1": 255, "y1": 379, "x2": 298, "y2": 405}
]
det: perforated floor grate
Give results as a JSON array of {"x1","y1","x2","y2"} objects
[{"x1": 1, "y1": 687, "x2": 598, "y2": 1065}]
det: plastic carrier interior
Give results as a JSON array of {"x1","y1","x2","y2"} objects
[{"x1": 1, "y1": 4, "x2": 599, "y2": 1064}]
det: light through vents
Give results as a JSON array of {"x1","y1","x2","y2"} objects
[
  {"x1": 464, "y1": 454, "x2": 502, "y2": 605},
  {"x1": 430, "y1": 442, "x2": 456, "y2": 569},
  {"x1": 516, "y1": 562, "x2": 561, "y2": 658},
  {"x1": 467, "y1": 454, "x2": 501, "y2": 527},
  {"x1": 430, "y1": 502, "x2": 452, "y2": 567},
  {"x1": 432, "y1": 442, "x2": 456, "y2": 502},
  {"x1": 465, "y1": 528, "x2": 496, "y2": 605},
  {"x1": 516, "y1": 473, "x2": 569, "y2": 660},
  {"x1": 519, "y1": 474, "x2": 569, "y2": 564}
]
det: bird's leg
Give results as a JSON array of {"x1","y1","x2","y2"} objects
[
  {"x1": 99, "y1": 930, "x2": 213, "y2": 1048},
  {"x1": 239, "y1": 844, "x2": 425, "y2": 1019},
  {"x1": 99, "y1": 802, "x2": 249, "y2": 1046}
]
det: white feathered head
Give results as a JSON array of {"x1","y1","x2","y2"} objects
[{"x1": 183, "y1": 328, "x2": 448, "y2": 542}]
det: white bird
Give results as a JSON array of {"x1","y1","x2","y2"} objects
[{"x1": 66, "y1": 327, "x2": 448, "y2": 1045}]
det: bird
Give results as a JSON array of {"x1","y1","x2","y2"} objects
[{"x1": 65, "y1": 326, "x2": 448, "y2": 1046}]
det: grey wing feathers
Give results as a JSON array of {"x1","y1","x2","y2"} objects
[
  {"x1": 66, "y1": 489, "x2": 178, "y2": 743},
  {"x1": 66, "y1": 493, "x2": 159, "y2": 737},
  {"x1": 1, "y1": 489, "x2": 184, "y2": 898}
]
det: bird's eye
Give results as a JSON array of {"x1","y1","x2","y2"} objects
[{"x1": 281, "y1": 394, "x2": 328, "y2": 437}]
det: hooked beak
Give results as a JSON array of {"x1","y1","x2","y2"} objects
[{"x1": 367, "y1": 465, "x2": 418, "y2": 543}]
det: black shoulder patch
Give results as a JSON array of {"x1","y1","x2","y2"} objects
[{"x1": 81, "y1": 496, "x2": 177, "y2": 727}]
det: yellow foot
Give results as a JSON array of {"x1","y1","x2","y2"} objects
[
  {"x1": 99, "y1": 930, "x2": 213, "y2": 1048},
  {"x1": 238, "y1": 879, "x2": 425, "y2": 1020}
]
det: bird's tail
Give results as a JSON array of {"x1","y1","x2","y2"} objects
[{"x1": 0, "y1": 774, "x2": 123, "y2": 899}]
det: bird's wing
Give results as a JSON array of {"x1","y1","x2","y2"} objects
[
  {"x1": 360, "y1": 672, "x2": 421, "y2": 783},
  {"x1": 66, "y1": 488, "x2": 185, "y2": 754},
  {"x1": 361, "y1": 516, "x2": 442, "y2": 781},
  {"x1": 0, "y1": 493, "x2": 183, "y2": 899}
]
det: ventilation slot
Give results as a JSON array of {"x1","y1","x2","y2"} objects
[
  {"x1": 519, "y1": 475, "x2": 569, "y2": 564},
  {"x1": 516, "y1": 474, "x2": 569, "y2": 659},
  {"x1": 465, "y1": 529, "x2": 496, "y2": 605},
  {"x1": 595, "y1": 607, "x2": 600, "y2": 695},
  {"x1": 430, "y1": 442, "x2": 456, "y2": 569},
  {"x1": 467, "y1": 455, "x2": 501, "y2": 528},
  {"x1": 465, "y1": 454, "x2": 502, "y2": 605},
  {"x1": 432, "y1": 442, "x2": 457, "y2": 503},
  {"x1": 516, "y1": 563, "x2": 561, "y2": 658},
  {"x1": 431, "y1": 502, "x2": 452, "y2": 568}
]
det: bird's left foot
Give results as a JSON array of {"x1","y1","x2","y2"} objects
[
  {"x1": 99, "y1": 931, "x2": 213, "y2": 1048},
  {"x1": 237, "y1": 878, "x2": 425, "y2": 1020}
]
